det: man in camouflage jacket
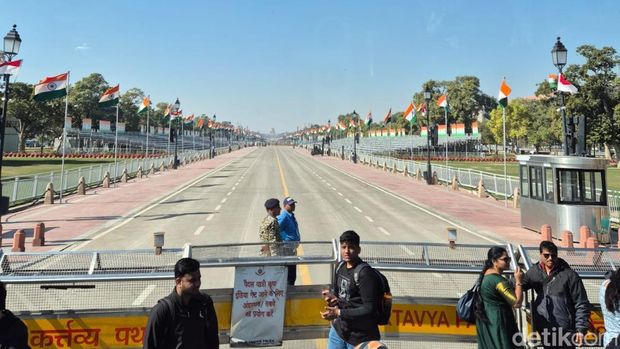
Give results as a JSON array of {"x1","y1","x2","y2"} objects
[{"x1": 259, "y1": 198, "x2": 282, "y2": 256}]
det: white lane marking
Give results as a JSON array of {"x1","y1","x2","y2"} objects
[
  {"x1": 337, "y1": 192, "x2": 343, "y2": 196},
  {"x1": 67, "y1": 157, "x2": 241, "y2": 251},
  {"x1": 194, "y1": 225, "x2": 206, "y2": 235},
  {"x1": 232, "y1": 187, "x2": 236, "y2": 190},
  {"x1": 365, "y1": 215, "x2": 374, "y2": 222},
  {"x1": 400, "y1": 245, "x2": 415, "y2": 255},
  {"x1": 206, "y1": 215, "x2": 214, "y2": 221},
  {"x1": 354, "y1": 206, "x2": 362, "y2": 213},
  {"x1": 345, "y1": 199, "x2": 352, "y2": 204},
  {"x1": 325, "y1": 182, "x2": 331, "y2": 186},
  {"x1": 331, "y1": 187, "x2": 337, "y2": 191},
  {"x1": 215, "y1": 204, "x2": 222, "y2": 211},
  {"x1": 318, "y1": 161, "x2": 502, "y2": 244},
  {"x1": 227, "y1": 192, "x2": 232, "y2": 196},
  {"x1": 432, "y1": 273, "x2": 443, "y2": 278},
  {"x1": 132, "y1": 285, "x2": 157, "y2": 306},
  {"x1": 379, "y1": 227, "x2": 391, "y2": 236},
  {"x1": 221, "y1": 198, "x2": 227, "y2": 203}
]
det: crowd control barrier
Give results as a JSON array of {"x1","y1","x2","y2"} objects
[{"x1": 0, "y1": 241, "x2": 615, "y2": 348}]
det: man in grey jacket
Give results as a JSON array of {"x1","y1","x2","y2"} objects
[{"x1": 521, "y1": 241, "x2": 591, "y2": 349}]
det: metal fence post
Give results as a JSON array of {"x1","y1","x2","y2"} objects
[
  {"x1": 12, "y1": 178, "x2": 19, "y2": 203},
  {"x1": 32, "y1": 175, "x2": 38, "y2": 198}
]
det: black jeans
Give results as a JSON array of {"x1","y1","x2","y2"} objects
[{"x1": 287, "y1": 265, "x2": 297, "y2": 286}]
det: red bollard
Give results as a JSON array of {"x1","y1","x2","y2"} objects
[
  {"x1": 579, "y1": 226, "x2": 591, "y2": 248},
  {"x1": 560, "y1": 230, "x2": 574, "y2": 248},
  {"x1": 586, "y1": 236, "x2": 600, "y2": 249},
  {"x1": 12, "y1": 229, "x2": 25, "y2": 252},
  {"x1": 540, "y1": 224, "x2": 552, "y2": 242},
  {"x1": 32, "y1": 222, "x2": 45, "y2": 247}
]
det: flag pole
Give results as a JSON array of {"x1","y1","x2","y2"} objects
[
  {"x1": 59, "y1": 71, "x2": 70, "y2": 204},
  {"x1": 145, "y1": 96, "x2": 150, "y2": 158},
  {"x1": 503, "y1": 102, "x2": 507, "y2": 207},
  {"x1": 114, "y1": 101, "x2": 120, "y2": 187}
]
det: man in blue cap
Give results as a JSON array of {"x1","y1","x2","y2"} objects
[{"x1": 277, "y1": 196, "x2": 300, "y2": 285}]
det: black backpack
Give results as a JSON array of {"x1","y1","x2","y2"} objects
[
  {"x1": 335, "y1": 261, "x2": 393, "y2": 325},
  {"x1": 456, "y1": 275, "x2": 482, "y2": 324},
  {"x1": 158, "y1": 293, "x2": 215, "y2": 339}
]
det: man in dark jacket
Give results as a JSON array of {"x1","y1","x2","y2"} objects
[
  {"x1": 521, "y1": 241, "x2": 591, "y2": 349},
  {"x1": 144, "y1": 258, "x2": 219, "y2": 349},
  {"x1": 321, "y1": 230, "x2": 381, "y2": 348},
  {"x1": 0, "y1": 282, "x2": 29, "y2": 349}
]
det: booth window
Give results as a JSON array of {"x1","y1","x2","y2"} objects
[
  {"x1": 583, "y1": 170, "x2": 606, "y2": 204},
  {"x1": 520, "y1": 165, "x2": 529, "y2": 198},
  {"x1": 544, "y1": 167, "x2": 554, "y2": 203},
  {"x1": 529, "y1": 166, "x2": 543, "y2": 200},
  {"x1": 558, "y1": 169, "x2": 581, "y2": 204}
]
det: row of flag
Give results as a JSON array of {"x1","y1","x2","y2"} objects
[{"x1": 0, "y1": 61, "x2": 244, "y2": 131}]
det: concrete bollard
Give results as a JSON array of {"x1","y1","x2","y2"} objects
[
  {"x1": 137, "y1": 166, "x2": 143, "y2": 179},
  {"x1": 477, "y1": 180, "x2": 487, "y2": 198},
  {"x1": 451, "y1": 175, "x2": 459, "y2": 191},
  {"x1": 121, "y1": 169, "x2": 128, "y2": 183},
  {"x1": 160, "y1": 161, "x2": 165, "y2": 172},
  {"x1": 168, "y1": 159, "x2": 174, "y2": 169},
  {"x1": 513, "y1": 187, "x2": 520, "y2": 208},
  {"x1": 579, "y1": 226, "x2": 591, "y2": 248},
  {"x1": 540, "y1": 224, "x2": 552, "y2": 242},
  {"x1": 383, "y1": 162, "x2": 388, "y2": 171},
  {"x1": 432, "y1": 171, "x2": 438, "y2": 185},
  {"x1": 44, "y1": 183, "x2": 55, "y2": 204},
  {"x1": 586, "y1": 236, "x2": 599, "y2": 249},
  {"x1": 149, "y1": 163, "x2": 156, "y2": 176},
  {"x1": 392, "y1": 163, "x2": 397, "y2": 173},
  {"x1": 77, "y1": 176, "x2": 86, "y2": 195},
  {"x1": 32, "y1": 222, "x2": 45, "y2": 247},
  {"x1": 403, "y1": 166, "x2": 409, "y2": 177},
  {"x1": 416, "y1": 168, "x2": 422, "y2": 181},
  {"x1": 560, "y1": 230, "x2": 574, "y2": 248},
  {"x1": 102, "y1": 172, "x2": 111, "y2": 188},
  {"x1": 12, "y1": 229, "x2": 25, "y2": 252}
]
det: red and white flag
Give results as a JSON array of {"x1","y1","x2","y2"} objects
[
  {"x1": 558, "y1": 74, "x2": 578, "y2": 94},
  {"x1": 0, "y1": 59, "x2": 22, "y2": 75}
]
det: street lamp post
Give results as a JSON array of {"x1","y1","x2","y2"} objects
[
  {"x1": 552, "y1": 37, "x2": 569, "y2": 156},
  {"x1": 352, "y1": 111, "x2": 358, "y2": 163},
  {"x1": 0, "y1": 25, "x2": 21, "y2": 214},
  {"x1": 172, "y1": 98, "x2": 180, "y2": 169},
  {"x1": 424, "y1": 88, "x2": 432, "y2": 185}
]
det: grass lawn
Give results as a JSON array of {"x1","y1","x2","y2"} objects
[
  {"x1": 432, "y1": 160, "x2": 620, "y2": 192},
  {"x1": 2, "y1": 158, "x2": 117, "y2": 178}
]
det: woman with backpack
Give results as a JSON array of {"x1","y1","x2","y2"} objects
[
  {"x1": 475, "y1": 246, "x2": 523, "y2": 349},
  {"x1": 601, "y1": 270, "x2": 620, "y2": 348}
]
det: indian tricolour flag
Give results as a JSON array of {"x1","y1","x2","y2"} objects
[
  {"x1": 437, "y1": 95, "x2": 448, "y2": 109},
  {"x1": 498, "y1": 79, "x2": 512, "y2": 108},
  {"x1": 99, "y1": 85, "x2": 120, "y2": 107},
  {"x1": 547, "y1": 74, "x2": 558, "y2": 89},
  {"x1": 33, "y1": 73, "x2": 69, "y2": 101},
  {"x1": 138, "y1": 96, "x2": 150, "y2": 114},
  {"x1": 404, "y1": 102, "x2": 416, "y2": 123}
]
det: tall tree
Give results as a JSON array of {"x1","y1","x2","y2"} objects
[
  {"x1": 118, "y1": 88, "x2": 145, "y2": 132},
  {"x1": 561, "y1": 45, "x2": 620, "y2": 159},
  {"x1": 68, "y1": 73, "x2": 109, "y2": 129}
]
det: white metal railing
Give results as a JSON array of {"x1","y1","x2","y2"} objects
[{"x1": 1, "y1": 146, "x2": 238, "y2": 207}]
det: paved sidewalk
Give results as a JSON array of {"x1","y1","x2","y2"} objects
[
  {"x1": 0, "y1": 147, "x2": 257, "y2": 252},
  {"x1": 300, "y1": 149, "x2": 542, "y2": 247}
]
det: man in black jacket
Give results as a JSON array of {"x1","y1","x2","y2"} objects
[
  {"x1": 321, "y1": 230, "x2": 381, "y2": 349},
  {"x1": 144, "y1": 258, "x2": 219, "y2": 349},
  {"x1": 0, "y1": 282, "x2": 29, "y2": 349},
  {"x1": 521, "y1": 241, "x2": 591, "y2": 349}
]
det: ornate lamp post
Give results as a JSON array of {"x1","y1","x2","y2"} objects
[
  {"x1": 352, "y1": 110, "x2": 358, "y2": 163},
  {"x1": 172, "y1": 98, "x2": 180, "y2": 169},
  {"x1": 424, "y1": 88, "x2": 432, "y2": 185},
  {"x1": 552, "y1": 37, "x2": 569, "y2": 155},
  {"x1": 0, "y1": 25, "x2": 22, "y2": 214}
]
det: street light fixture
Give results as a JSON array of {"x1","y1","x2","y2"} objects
[
  {"x1": 424, "y1": 88, "x2": 433, "y2": 185},
  {"x1": 172, "y1": 98, "x2": 180, "y2": 169},
  {"x1": 551, "y1": 37, "x2": 569, "y2": 155},
  {"x1": 0, "y1": 25, "x2": 22, "y2": 214},
  {"x1": 352, "y1": 110, "x2": 358, "y2": 163}
]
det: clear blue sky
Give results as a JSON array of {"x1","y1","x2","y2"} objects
[{"x1": 2, "y1": 0, "x2": 619, "y2": 133}]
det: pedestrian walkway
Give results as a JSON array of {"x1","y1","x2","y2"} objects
[
  {"x1": 0, "y1": 147, "x2": 257, "y2": 252},
  {"x1": 302, "y1": 149, "x2": 542, "y2": 247}
]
